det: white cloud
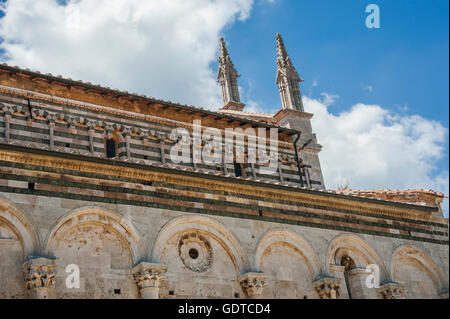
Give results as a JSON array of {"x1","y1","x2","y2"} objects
[
  {"x1": 304, "y1": 96, "x2": 449, "y2": 216},
  {"x1": 320, "y1": 92, "x2": 339, "y2": 106},
  {"x1": 0, "y1": 0, "x2": 254, "y2": 109},
  {"x1": 1, "y1": 1, "x2": 447, "y2": 217},
  {"x1": 364, "y1": 85, "x2": 374, "y2": 93}
]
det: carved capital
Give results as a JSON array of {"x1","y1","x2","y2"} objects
[
  {"x1": 313, "y1": 276, "x2": 342, "y2": 299},
  {"x1": 378, "y1": 281, "x2": 405, "y2": 299},
  {"x1": 329, "y1": 264, "x2": 346, "y2": 274},
  {"x1": 238, "y1": 272, "x2": 267, "y2": 299},
  {"x1": 131, "y1": 262, "x2": 167, "y2": 299},
  {"x1": 21, "y1": 257, "x2": 58, "y2": 299}
]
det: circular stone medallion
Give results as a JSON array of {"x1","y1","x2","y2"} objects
[{"x1": 178, "y1": 232, "x2": 213, "y2": 272}]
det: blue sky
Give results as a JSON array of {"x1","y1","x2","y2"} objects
[
  {"x1": 220, "y1": 0, "x2": 449, "y2": 122},
  {"x1": 0, "y1": 0, "x2": 448, "y2": 213},
  {"x1": 220, "y1": 0, "x2": 449, "y2": 203}
]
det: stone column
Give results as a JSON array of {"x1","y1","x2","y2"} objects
[
  {"x1": 238, "y1": 272, "x2": 267, "y2": 299},
  {"x1": 125, "y1": 134, "x2": 131, "y2": 159},
  {"x1": 345, "y1": 267, "x2": 379, "y2": 299},
  {"x1": 277, "y1": 158, "x2": 284, "y2": 182},
  {"x1": 4, "y1": 113, "x2": 11, "y2": 144},
  {"x1": 378, "y1": 281, "x2": 405, "y2": 299},
  {"x1": 22, "y1": 257, "x2": 58, "y2": 299},
  {"x1": 313, "y1": 277, "x2": 342, "y2": 299},
  {"x1": 88, "y1": 128, "x2": 95, "y2": 154},
  {"x1": 48, "y1": 121, "x2": 55, "y2": 150},
  {"x1": 158, "y1": 134, "x2": 166, "y2": 165},
  {"x1": 131, "y1": 262, "x2": 167, "y2": 299},
  {"x1": 329, "y1": 264, "x2": 349, "y2": 299}
]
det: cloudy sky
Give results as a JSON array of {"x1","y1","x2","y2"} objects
[{"x1": 0, "y1": 0, "x2": 448, "y2": 215}]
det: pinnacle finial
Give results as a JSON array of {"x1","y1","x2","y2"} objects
[
  {"x1": 276, "y1": 33, "x2": 288, "y2": 61},
  {"x1": 219, "y1": 37, "x2": 229, "y2": 59},
  {"x1": 217, "y1": 37, "x2": 242, "y2": 107},
  {"x1": 275, "y1": 33, "x2": 304, "y2": 112}
]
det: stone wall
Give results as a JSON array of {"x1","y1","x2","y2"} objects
[{"x1": 0, "y1": 192, "x2": 448, "y2": 299}]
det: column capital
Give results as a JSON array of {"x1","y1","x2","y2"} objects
[
  {"x1": 131, "y1": 262, "x2": 167, "y2": 299},
  {"x1": 377, "y1": 281, "x2": 405, "y2": 299},
  {"x1": 238, "y1": 272, "x2": 268, "y2": 299},
  {"x1": 313, "y1": 276, "x2": 342, "y2": 299},
  {"x1": 21, "y1": 257, "x2": 58, "y2": 299},
  {"x1": 329, "y1": 264, "x2": 346, "y2": 274}
]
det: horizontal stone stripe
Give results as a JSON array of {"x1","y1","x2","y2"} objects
[
  {"x1": 0, "y1": 185, "x2": 447, "y2": 246},
  {"x1": 5, "y1": 115, "x2": 299, "y2": 174},
  {"x1": 0, "y1": 158, "x2": 445, "y2": 230},
  {"x1": 2, "y1": 96, "x2": 296, "y2": 154},
  {"x1": 9, "y1": 133, "x2": 49, "y2": 145},
  {"x1": 0, "y1": 171, "x2": 446, "y2": 238},
  {"x1": 0, "y1": 94, "x2": 178, "y2": 135},
  {"x1": 2, "y1": 92, "x2": 297, "y2": 147}
]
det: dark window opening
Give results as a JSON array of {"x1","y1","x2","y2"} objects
[
  {"x1": 189, "y1": 248, "x2": 199, "y2": 259},
  {"x1": 114, "y1": 289, "x2": 121, "y2": 295},
  {"x1": 234, "y1": 293, "x2": 240, "y2": 298},
  {"x1": 303, "y1": 295, "x2": 308, "y2": 299},
  {"x1": 28, "y1": 182, "x2": 35, "y2": 191},
  {"x1": 143, "y1": 155, "x2": 148, "y2": 160},
  {"x1": 106, "y1": 138, "x2": 117, "y2": 158},
  {"x1": 169, "y1": 290, "x2": 175, "y2": 296},
  {"x1": 258, "y1": 210, "x2": 263, "y2": 217},
  {"x1": 234, "y1": 161, "x2": 242, "y2": 177},
  {"x1": 341, "y1": 256, "x2": 356, "y2": 272},
  {"x1": 143, "y1": 181, "x2": 153, "y2": 186},
  {"x1": 65, "y1": 143, "x2": 70, "y2": 148}
]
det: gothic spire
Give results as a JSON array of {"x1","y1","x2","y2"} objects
[
  {"x1": 275, "y1": 33, "x2": 304, "y2": 112},
  {"x1": 217, "y1": 37, "x2": 243, "y2": 109},
  {"x1": 276, "y1": 33, "x2": 289, "y2": 62},
  {"x1": 219, "y1": 37, "x2": 229, "y2": 60}
]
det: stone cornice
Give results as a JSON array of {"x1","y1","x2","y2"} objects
[
  {"x1": 0, "y1": 84, "x2": 295, "y2": 149},
  {"x1": 0, "y1": 144, "x2": 443, "y2": 224},
  {"x1": 0, "y1": 65, "x2": 299, "y2": 139},
  {"x1": 273, "y1": 109, "x2": 314, "y2": 123}
]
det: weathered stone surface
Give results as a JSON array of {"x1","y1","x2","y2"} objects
[{"x1": 0, "y1": 62, "x2": 448, "y2": 299}]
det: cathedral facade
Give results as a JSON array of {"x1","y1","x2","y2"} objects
[{"x1": 0, "y1": 35, "x2": 448, "y2": 299}]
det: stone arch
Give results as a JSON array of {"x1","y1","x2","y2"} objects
[
  {"x1": 0, "y1": 196, "x2": 41, "y2": 257},
  {"x1": 151, "y1": 215, "x2": 250, "y2": 275},
  {"x1": 0, "y1": 196, "x2": 41, "y2": 298},
  {"x1": 326, "y1": 234, "x2": 388, "y2": 280},
  {"x1": 255, "y1": 229, "x2": 323, "y2": 279},
  {"x1": 326, "y1": 234, "x2": 389, "y2": 299},
  {"x1": 391, "y1": 245, "x2": 448, "y2": 298},
  {"x1": 254, "y1": 229, "x2": 323, "y2": 299},
  {"x1": 45, "y1": 206, "x2": 144, "y2": 265}
]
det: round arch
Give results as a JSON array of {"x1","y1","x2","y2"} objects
[
  {"x1": 391, "y1": 245, "x2": 448, "y2": 295},
  {"x1": 45, "y1": 206, "x2": 144, "y2": 265},
  {"x1": 151, "y1": 215, "x2": 250, "y2": 275},
  {"x1": 326, "y1": 234, "x2": 389, "y2": 281},
  {"x1": 0, "y1": 196, "x2": 41, "y2": 257},
  {"x1": 255, "y1": 229, "x2": 323, "y2": 279}
]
